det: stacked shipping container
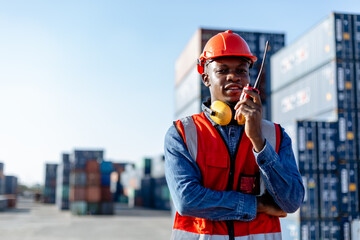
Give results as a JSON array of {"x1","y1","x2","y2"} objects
[
  {"x1": 297, "y1": 121, "x2": 359, "y2": 239},
  {"x1": 43, "y1": 164, "x2": 57, "y2": 204},
  {"x1": 56, "y1": 153, "x2": 71, "y2": 210},
  {"x1": 69, "y1": 150, "x2": 115, "y2": 215},
  {"x1": 271, "y1": 12, "x2": 360, "y2": 240},
  {"x1": 0, "y1": 163, "x2": 5, "y2": 195}
]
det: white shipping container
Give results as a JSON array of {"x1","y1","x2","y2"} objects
[
  {"x1": 272, "y1": 61, "x2": 337, "y2": 124},
  {"x1": 175, "y1": 68, "x2": 200, "y2": 116},
  {"x1": 271, "y1": 13, "x2": 354, "y2": 92},
  {"x1": 352, "y1": 219, "x2": 360, "y2": 240},
  {"x1": 271, "y1": 59, "x2": 355, "y2": 124}
]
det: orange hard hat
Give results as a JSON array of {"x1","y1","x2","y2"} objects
[{"x1": 197, "y1": 30, "x2": 257, "y2": 74}]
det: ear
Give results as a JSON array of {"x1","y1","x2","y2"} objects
[{"x1": 201, "y1": 73, "x2": 210, "y2": 87}]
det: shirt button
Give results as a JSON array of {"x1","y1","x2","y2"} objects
[
  {"x1": 243, "y1": 214, "x2": 249, "y2": 219},
  {"x1": 259, "y1": 160, "x2": 265, "y2": 165}
]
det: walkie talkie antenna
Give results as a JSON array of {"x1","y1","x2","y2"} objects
[{"x1": 253, "y1": 41, "x2": 269, "y2": 89}]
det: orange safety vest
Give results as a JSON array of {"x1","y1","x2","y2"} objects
[{"x1": 172, "y1": 112, "x2": 282, "y2": 240}]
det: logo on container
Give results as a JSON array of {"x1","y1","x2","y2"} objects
[
  {"x1": 281, "y1": 87, "x2": 311, "y2": 113},
  {"x1": 280, "y1": 46, "x2": 309, "y2": 74}
]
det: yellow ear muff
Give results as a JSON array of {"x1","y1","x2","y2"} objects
[{"x1": 209, "y1": 101, "x2": 232, "y2": 126}]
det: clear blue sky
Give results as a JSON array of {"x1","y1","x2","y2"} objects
[{"x1": 1, "y1": 0, "x2": 359, "y2": 185}]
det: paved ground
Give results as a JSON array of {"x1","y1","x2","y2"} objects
[{"x1": 0, "y1": 198, "x2": 173, "y2": 240}]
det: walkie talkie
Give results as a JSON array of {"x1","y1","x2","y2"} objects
[{"x1": 237, "y1": 41, "x2": 269, "y2": 125}]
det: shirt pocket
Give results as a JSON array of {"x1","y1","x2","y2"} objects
[{"x1": 204, "y1": 155, "x2": 229, "y2": 190}]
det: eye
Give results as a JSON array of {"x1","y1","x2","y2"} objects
[
  {"x1": 236, "y1": 68, "x2": 248, "y2": 74},
  {"x1": 216, "y1": 68, "x2": 228, "y2": 74}
]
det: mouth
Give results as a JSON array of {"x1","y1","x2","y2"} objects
[{"x1": 224, "y1": 84, "x2": 242, "y2": 92}]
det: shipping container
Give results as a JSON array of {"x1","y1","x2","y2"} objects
[
  {"x1": 57, "y1": 158, "x2": 70, "y2": 185},
  {"x1": 151, "y1": 155, "x2": 165, "y2": 178},
  {"x1": 175, "y1": 67, "x2": 200, "y2": 115},
  {"x1": 272, "y1": 60, "x2": 356, "y2": 124},
  {"x1": 280, "y1": 216, "x2": 300, "y2": 240},
  {"x1": 338, "y1": 111, "x2": 357, "y2": 160},
  {"x1": 70, "y1": 171, "x2": 87, "y2": 187},
  {"x1": 86, "y1": 159, "x2": 100, "y2": 173},
  {"x1": 339, "y1": 161, "x2": 359, "y2": 214},
  {"x1": 5, "y1": 176, "x2": 17, "y2": 194},
  {"x1": 100, "y1": 202, "x2": 114, "y2": 215},
  {"x1": 354, "y1": 15, "x2": 360, "y2": 60},
  {"x1": 70, "y1": 201, "x2": 87, "y2": 215},
  {"x1": 87, "y1": 203, "x2": 100, "y2": 215},
  {"x1": 100, "y1": 161, "x2": 113, "y2": 174},
  {"x1": 101, "y1": 173, "x2": 111, "y2": 186},
  {"x1": 69, "y1": 187, "x2": 86, "y2": 202},
  {"x1": 341, "y1": 215, "x2": 359, "y2": 240},
  {"x1": 153, "y1": 177, "x2": 171, "y2": 210},
  {"x1": 56, "y1": 184, "x2": 70, "y2": 210},
  {"x1": 319, "y1": 220, "x2": 341, "y2": 239},
  {"x1": 0, "y1": 196, "x2": 7, "y2": 211},
  {"x1": 101, "y1": 186, "x2": 112, "y2": 202},
  {"x1": 319, "y1": 173, "x2": 340, "y2": 218},
  {"x1": 301, "y1": 220, "x2": 320, "y2": 240},
  {"x1": 355, "y1": 62, "x2": 360, "y2": 108},
  {"x1": 86, "y1": 186, "x2": 101, "y2": 203},
  {"x1": 317, "y1": 122, "x2": 338, "y2": 171},
  {"x1": 45, "y1": 164, "x2": 58, "y2": 178},
  {"x1": 271, "y1": 12, "x2": 355, "y2": 93},
  {"x1": 352, "y1": 219, "x2": 360, "y2": 240},
  {"x1": 141, "y1": 176, "x2": 154, "y2": 208},
  {"x1": 0, "y1": 176, "x2": 5, "y2": 195},
  {"x1": 87, "y1": 172, "x2": 101, "y2": 186},
  {"x1": 73, "y1": 150, "x2": 104, "y2": 170},
  {"x1": 297, "y1": 121, "x2": 318, "y2": 173},
  {"x1": 301, "y1": 173, "x2": 319, "y2": 219}
]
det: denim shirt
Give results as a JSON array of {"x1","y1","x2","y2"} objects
[{"x1": 164, "y1": 111, "x2": 304, "y2": 222}]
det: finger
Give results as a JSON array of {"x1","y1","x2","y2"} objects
[{"x1": 244, "y1": 89, "x2": 261, "y2": 104}]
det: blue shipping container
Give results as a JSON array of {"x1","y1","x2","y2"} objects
[
  {"x1": 301, "y1": 220, "x2": 320, "y2": 240},
  {"x1": 101, "y1": 173, "x2": 111, "y2": 186},
  {"x1": 338, "y1": 111, "x2": 357, "y2": 160},
  {"x1": 301, "y1": 173, "x2": 319, "y2": 218},
  {"x1": 317, "y1": 122, "x2": 338, "y2": 172},
  {"x1": 297, "y1": 121, "x2": 318, "y2": 173},
  {"x1": 336, "y1": 61, "x2": 356, "y2": 110},
  {"x1": 5, "y1": 176, "x2": 17, "y2": 194},
  {"x1": 319, "y1": 173, "x2": 340, "y2": 218},
  {"x1": 339, "y1": 161, "x2": 359, "y2": 214},
  {"x1": 320, "y1": 220, "x2": 341, "y2": 239},
  {"x1": 100, "y1": 161, "x2": 113, "y2": 174}
]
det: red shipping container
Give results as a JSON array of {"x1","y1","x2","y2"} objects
[
  {"x1": 86, "y1": 159, "x2": 100, "y2": 173},
  {"x1": 87, "y1": 186, "x2": 101, "y2": 203},
  {"x1": 69, "y1": 187, "x2": 86, "y2": 202},
  {"x1": 87, "y1": 172, "x2": 101, "y2": 186},
  {"x1": 5, "y1": 194, "x2": 16, "y2": 208},
  {"x1": 101, "y1": 186, "x2": 113, "y2": 202}
]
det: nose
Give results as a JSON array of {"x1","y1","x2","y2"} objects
[
  {"x1": 226, "y1": 71, "x2": 240, "y2": 82},
  {"x1": 226, "y1": 71, "x2": 249, "y2": 85}
]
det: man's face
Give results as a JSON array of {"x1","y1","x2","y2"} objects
[{"x1": 202, "y1": 56, "x2": 251, "y2": 106}]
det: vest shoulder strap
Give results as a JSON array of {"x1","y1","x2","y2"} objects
[
  {"x1": 174, "y1": 116, "x2": 198, "y2": 160},
  {"x1": 261, "y1": 119, "x2": 281, "y2": 151}
]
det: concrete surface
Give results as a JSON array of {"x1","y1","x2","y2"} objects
[{"x1": 0, "y1": 198, "x2": 173, "y2": 240}]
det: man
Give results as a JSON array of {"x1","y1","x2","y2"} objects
[{"x1": 164, "y1": 30, "x2": 304, "y2": 240}]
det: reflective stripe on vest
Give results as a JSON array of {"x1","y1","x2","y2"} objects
[
  {"x1": 180, "y1": 118, "x2": 279, "y2": 161},
  {"x1": 171, "y1": 229, "x2": 282, "y2": 240},
  {"x1": 180, "y1": 117, "x2": 279, "y2": 196}
]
